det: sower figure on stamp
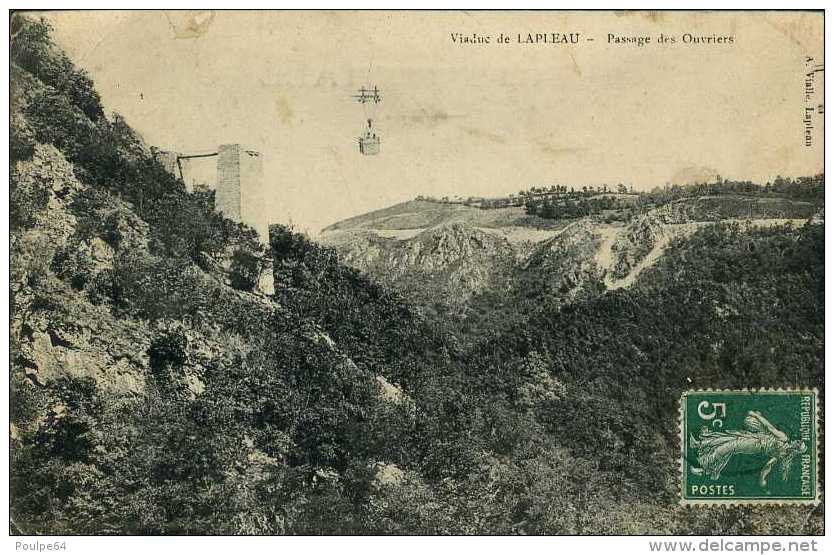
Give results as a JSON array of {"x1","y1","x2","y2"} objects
[{"x1": 690, "y1": 410, "x2": 807, "y2": 486}]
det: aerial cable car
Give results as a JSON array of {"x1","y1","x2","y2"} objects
[{"x1": 354, "y1": 85, "x2": 381, "y2": 155}]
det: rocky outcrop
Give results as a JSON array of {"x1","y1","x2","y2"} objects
[
  {"x1": 322, "y1": 222, "x2": 516, "y2": 306},
  {"x1": 518, "y1": 220, "x2": 606, "y2": 301},
  {"x1": 11, "y1": 145, "x2": 151, "y2": 393},
  {"x1": 809, "y1": 207, "x2": 824, "y2": 225},
  {"x1": 9, "y1": 144, "x2": 356, "y2": 402},
  {"x1": 325, "y1": 218, "x2": 620, "y2": 309},
  {"x1": 16, "y1": 303, "x2": 149, "y2": 393},
  {"x1": 376, "y1": 375, "x2": 408, "y2": 404},
  {"x1": 371, "y1": 462, "x2": 405, "y2": 488},
  {"x1": 609, "y1": 214, "x2": 664, "y2": 280}
]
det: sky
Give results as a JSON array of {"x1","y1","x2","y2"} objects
[{"x1": 40, "y1": 10, "x2": 823, "y2": 235}]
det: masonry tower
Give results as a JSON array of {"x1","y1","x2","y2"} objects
[
  {"x1": 154, "y1": 144, "x2": 264, "y2": 230},
  {"x1": 215, "y1": 144, "x2": 264, "y2": 224}
]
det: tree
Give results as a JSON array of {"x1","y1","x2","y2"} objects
[{"x1": 229, "y1": 248, "x2": 261, "y2": 291}]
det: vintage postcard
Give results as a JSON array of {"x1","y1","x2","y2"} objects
[{"x1": 8, "y1": 8, "x2": 824, "y2": 540}]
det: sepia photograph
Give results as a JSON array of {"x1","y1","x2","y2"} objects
[{"x1": 7, "y1": 7, "x2": 825, "y2": 542}]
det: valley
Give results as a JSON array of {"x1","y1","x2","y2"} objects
[
  {"x1": 320, "y1": 197, "x2": 818, "y2": 307},
  {"x1": 9, "y1": 14, "x2": 825, "y2": 536}
]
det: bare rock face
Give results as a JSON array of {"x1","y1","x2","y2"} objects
[
  {"x1": 516, "y1": 220, "x2": 607, "y2": 301},
  {"x1": 323, "y1": 222, "x2": 516, "y2": 306},
  {"x1": 95, "y1": 202, "x2": 151, "y2": 254},
  {"x1": 14, "y1": 279, "x2": 152, "y2": 393},
  {"x1": 10, "y1": 145, "x2": 153, "y2": 394},
  {"x1": 16, "y1": 144, "x2": 82, "y2": 245},
  {"x1": 371, "y1": 462, "x2": 405, "y2": 488},
  {"x1": 524, "y1": 220, "x2": 598, "y2": 269},
  {"x1": 390, "y1": 223, "x2": 509, "y2": 273},
  {"x1": 376, "y1": 375, "x2": 407, "y2": 404},
  {"x1": 21, "y1": 327, "x2": 145, "y2": 393},
  {"x1": 324, "y1": 230, "x2": 390, "y2": 270},
  {"x1": 325, "y1": 218, "x2": 622, "y2": 310}
]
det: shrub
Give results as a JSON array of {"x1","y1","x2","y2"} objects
[
  {"x1": 51, "y1": 243, "x2": 95, "y2": 290},
  {"x1": 10, "y1": 112, "x2": 35, "y2": 162},
  {"x1": 11, "y1": 15, "x2": 104, "y2": 122},
  {"x1": 229, "y1": 248, "x2": 261, "y2": 291},
  {"x1": 70, "y1": 188, "x2": 124, "y2": 248},
  {"x1": 86, "y1": 269, "x2": 118, "y2": 305},
  {"x1": 101, "y1": 212, "x2": 124, "y2": 248},
  {"x1": 10, "y1": 164, "x2": 49, "y2": 230},
  {"x1": 148, "y1": 328, "x2": 188, "y2": 379}
]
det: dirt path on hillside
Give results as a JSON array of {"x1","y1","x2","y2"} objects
[
  {"x1": 594, "y1": 226, "x2": 620, "y2": 273},
  {"x1": 605, "y1": 231, "x2": 673, "y2": 290},
  {"x1": 601, "y1": 218, "x2": 807, "y2": 290}
]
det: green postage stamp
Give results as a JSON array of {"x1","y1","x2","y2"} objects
[{"x1": 681, "y1": 389, "x2": 819, "y2": 505}]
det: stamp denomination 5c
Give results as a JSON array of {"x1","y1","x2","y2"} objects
[{"x1": 681, "y1": 389, "x2": 819, "y2": 505}]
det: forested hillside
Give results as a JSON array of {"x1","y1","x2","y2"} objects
[
  {"x1": 10, "y1": 15, "x2": 435, "y2": 533},
  {"x1": 9, "y1": 15, "x2": 824, "y2": 535}
]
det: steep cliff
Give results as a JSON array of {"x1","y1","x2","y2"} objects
[{"x1": 10, "y1": 17, "x2": 420, "y2": 534}]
